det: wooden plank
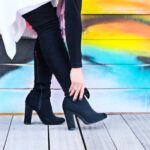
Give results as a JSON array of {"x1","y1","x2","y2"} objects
[
  {"x1": 122, "y1": 114, "x2": 150, "y2": 149},
  {"x1": 82, "y1": 0, "x2": 150, "y2": 14},
  {"x1": 0, "y1": 89, "x2": 64, "y2": 113},
  {"x1": 82, "y1": 40, "x2": 150, "y2": 60},
  {"x1": 104, "y1": 115, "x2": 145, "y2": 150},
  {"x1": 2, "y1": 15, "x2": 150, "y2": 41},
  {"x1": 5, "y1": 115, "x2": 48, "y2": 150},
  {"x1": 0, "y1": 89, "x2": 148, "y2": 113},
  {"x1": 0, "y1": 116, "x2": 12, "y2": 150},
  {"x1": 49, "y1": 115, "x2": 85, "y2": 150},
  {"x1": 82, "y1": 15, "x2": 150, "y2": 40},
  {"x1": 80, "y1": 89, "x2": 147, "y2": 112},
  {"x1": 1, "y1": 64, "x2": 150, "y2": 89},
  {"x1": 78, "y1": 116, "x2": 116, "y2": 150}
]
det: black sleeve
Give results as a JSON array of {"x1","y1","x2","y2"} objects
[{"x1": 65, "y1": 0, "x2": 83, "y2": 68}]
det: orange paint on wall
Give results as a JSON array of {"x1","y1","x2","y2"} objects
[{"x1": 82, "y1": 20, "x2": 150, "y2": 39}]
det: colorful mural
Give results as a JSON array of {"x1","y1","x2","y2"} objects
[
  {"x1": 82, "y1": 0, "x2": 150, "y2": 14},
  {"x1": 0, "y1": 0, "x2": 150, "y2": 113}
]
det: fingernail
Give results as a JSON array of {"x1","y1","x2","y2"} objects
[{"x1": 80, "y1": 97, "x2": 83, "y2": 100}]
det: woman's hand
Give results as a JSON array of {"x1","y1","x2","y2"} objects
[{"x1": 69, "y1": 68, "x2": 85, "y2": 101}]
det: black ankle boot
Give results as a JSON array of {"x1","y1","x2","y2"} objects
[
  {"x1": 63, "y1": 88, "x2": 107, "y2": 130},
  {"x1": 24, "y1": 88, "x2": 65, "y2": 125},
  {"x1": 24, "y1": 39, "x2": 65, "y2": 125}
]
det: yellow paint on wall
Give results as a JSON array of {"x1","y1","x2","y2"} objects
[{"x1": 82, "y1": 0, "x2": 150, "y2": 14}]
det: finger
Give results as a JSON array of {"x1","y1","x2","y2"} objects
[
  {"x1": 70, "y1": 88, "x2": 76, "y2": 96},
  {"x1": 69, "y1": 83, "x2": 74, "y2": 92},
  {"x1": 69, "y1": 83, "x2": 76, "y2": 96},
  {"x1": 73, "y1": 85, "x2": 82, "y2": 101},
  {"x1": 79, "y1": 86, "x2": 85, "y2": 100}
]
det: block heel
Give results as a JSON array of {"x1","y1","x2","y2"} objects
[
  {"x1": 24, "y1": 103, "x2": 33, "y2": 125},
  {"x1": 64, "y1": 110, "x2": 76, "y2": 130}
]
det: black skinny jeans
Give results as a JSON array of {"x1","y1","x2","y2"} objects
[{"x1": 22, "y1": 1, "x2": 82, "y2": 97}]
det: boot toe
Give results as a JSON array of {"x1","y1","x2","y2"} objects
[
  {"x1": 56, "y1": 117, "x2": 65, "y2": 124},
  {"x1": 98, "y1": 113, "x2": 107, "y2": 120}
]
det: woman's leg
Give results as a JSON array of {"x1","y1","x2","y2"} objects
[
  {"x1": 24, "y1": 37, "x2": 65, "y2": 125},
  {"x1": 22, "y1": 2, "x2": 107, "y2": 129},
  {"x1": 33, "y1": 38, "x2": 52, "y2": 91},
  {"x1": 22, "y1": 2, "x2": 72, "y2": 97}
]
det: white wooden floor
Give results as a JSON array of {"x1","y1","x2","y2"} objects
[{"x1": 0, "y1": 114, "x2": 150, "y2": 150}]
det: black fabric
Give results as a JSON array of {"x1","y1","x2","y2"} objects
[
  {"x1": 65, "y1": 0, "x2": 82, "y2": 68},
  {"x1": 33, "y1": 38, "x2": 52, "y2": 91},
  {"x1": 22, "y1": 1, "x2": 82, "y2": 68},
  {"x1": 22, "y1": 2, "x2": 72, "y2": 96}
]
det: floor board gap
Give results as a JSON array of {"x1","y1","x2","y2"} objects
[
  {"x1": 47, "y1": 126, "x2": 50, "y2": 150},
  {"x1": 121, "y1": 114, "x2": 146, "y2": 150},
  {"x1": 75, "y1": 116, "x2": 88, "y2": 150},
  {"x1": 2, "y1": 116, "x2": 13, "y2": 150},
  {"x1": 103, "y1": 120, "x2": 118, "y2": 150}
]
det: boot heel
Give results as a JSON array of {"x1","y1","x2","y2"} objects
[
  {"x1": 64, "y1": 110, "x2": 76, "y2": 130},
  {"x1": 24, "y1": 103, "x2": 33, "y2": 124}
]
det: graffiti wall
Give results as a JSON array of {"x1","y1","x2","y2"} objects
[{"x1": 0, "y1": 0, "x2": 150, "y2": 113}]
